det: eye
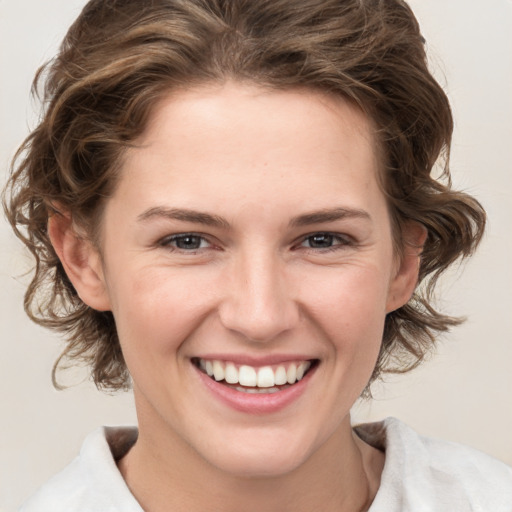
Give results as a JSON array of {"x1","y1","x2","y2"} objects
[
  {"x1": 299, "y1": 232, "x2": 351, "y2": 250},
  {"x1": 160, "y1": 233, "x2": 211, "y2": 251}
]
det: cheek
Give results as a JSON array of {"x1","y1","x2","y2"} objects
[
  {"x1": 107, "y1": 266, "x2": 220, "y2": 355},
  {"x1": 292, "y1": 267, "x2": 390, "y2": 426},
  {"x1": 302, "y1": 265, "x2": 389, "y2": 355}
]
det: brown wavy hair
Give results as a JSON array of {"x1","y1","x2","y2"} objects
[{"x1": 3, "y1": 0, "x2": 485, "y2": 391}]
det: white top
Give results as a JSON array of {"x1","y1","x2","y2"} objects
[{"x1": 20, "y1": 417, "x2": 512, "y2": 511}]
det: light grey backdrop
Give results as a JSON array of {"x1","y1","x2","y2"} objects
[{"x1": 1, "y1": 1, "x2": 511, "y2": 510}]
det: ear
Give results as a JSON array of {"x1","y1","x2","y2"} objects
[
  {"x1": 386, "y1": 222, "x2": 427, "y2": 313},
  {"x1": 48, "y1": 211, "x2": 111, "y2": 311}
]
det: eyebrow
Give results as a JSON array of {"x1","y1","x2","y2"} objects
[
  {"x1": 137, "y1": 207, "x2": 230, "y2": 229},
  {"x1": 288, "y1": 207, "x2": 371, "y2": 227},
  {"x1": 137, "y1": 206, "x2": 370, "y2": 229}
]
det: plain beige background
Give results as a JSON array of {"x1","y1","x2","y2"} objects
[{"x1": 1, "y1": 1, "x2": 511, "y2": 510}]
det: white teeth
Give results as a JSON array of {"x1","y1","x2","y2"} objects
[
  {"x1": 298, "y1": 361, "x2": 312, "y2": 380},
  {"x1": 286, "y1": 364, "x2": 297, "y2": 384},
  {"x1": 257, "y1": 366, "x2": 275, "y2": 388},
  {"x1": 239, "y1": 365, "x2": 257, "y2": 387},
  {"x1": 274, "y1": 366, "x2": 287, "y2": 386},
  {"x1": 212, "y1": 360, "x2": 225, "y2": 381},
  {"x1": 197, "y1": 359, "x2": 314, "y2": 389},
  {"x1": 225, "y1": 362, "x2": 238, "y2": 384},
  {"x1": 296, "y1": 362, "x2": 306, "y2": 380}
]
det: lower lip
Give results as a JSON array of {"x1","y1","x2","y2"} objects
[{"x1": 194, "y1": 363, "x2": 317, "y2": 414}]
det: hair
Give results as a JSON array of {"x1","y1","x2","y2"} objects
[{"x1": 3, "y1": 0, "x2": 485, "y2": 392}]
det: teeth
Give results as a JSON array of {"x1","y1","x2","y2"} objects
[
  {"x1": 296, "y1": 362, "x2": 307, "y2": 381},
  {"x1": 235, "y1": 386, "x2": 282, "y2": 394},
  {"x1": 239, "y1": 365, "x2": 257, "y2": 387},
  {"x1": 197, "y1": 359, "x2": 313, "y2": 389},
  {"x1": 257, "y1": 366, "x2": 274, "y2": 388},
  {"x1": 286, "y1": 364, "x2": 297, "y2": 384},
  {"x1": 212, "y1": 360, "x2": 225, "y2": 381},
  {"x1": 275, "y1": 366, "x2": 287, "y2": 385},
  {"x1": 225, "y1": 362, "x2": 238, "y2": 384}
]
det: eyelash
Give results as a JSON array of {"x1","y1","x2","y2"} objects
[{"x1": 158, "y1": 232, "x2": 354, "y2": 253}]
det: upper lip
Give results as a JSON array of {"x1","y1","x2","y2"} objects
[{"x1": 192, "y1": 354, "x2": 317, "y2": 366}]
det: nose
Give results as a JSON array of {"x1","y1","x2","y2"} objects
[{"x1": 218, "y1": 249, "x2": 300, "y2": 343}]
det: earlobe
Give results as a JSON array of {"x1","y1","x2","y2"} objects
[
  {"x1": 48, "y1": 211, "x2": 111, "y2": 311},
  {"x1": 386, "y1": 222, "x2": 427, "y2": 313}
]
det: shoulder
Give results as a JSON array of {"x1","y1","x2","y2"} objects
[
  {"x1": 355, "y1": 417, "x2": 512, "y2": 512},
  {"x1": 20, "y1": 427, "x2": 142, "y2": 512}
]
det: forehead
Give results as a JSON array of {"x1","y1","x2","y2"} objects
[
  {"x1": 137, "y1": 83, "x2": 377, "y2": 161},
  {"x1": 111, "y1": 82, "x2": 384, "y2": 224}
]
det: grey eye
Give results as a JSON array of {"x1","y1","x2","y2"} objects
[
  {"x1": 166, "y1": 234, "x2": 208, "y2": 250},
  {"x1": 304, "y1": 233, "x2": 336, "y2": 248}
]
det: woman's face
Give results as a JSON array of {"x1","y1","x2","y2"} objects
[{"x1": 83, "y1": 83, "x2": 418, "y2": 476}]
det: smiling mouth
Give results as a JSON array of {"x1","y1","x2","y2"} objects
[{"x1": 192, "y1": 358, "x2": 318, "y2": 394}]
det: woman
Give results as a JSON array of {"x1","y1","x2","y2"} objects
[{"x1": 4, "y1": 0, "x2": 511, "y2": 510}]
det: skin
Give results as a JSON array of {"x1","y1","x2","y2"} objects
[{"x1": 50, "y1": 82, "x2": 424, "y2": 511}]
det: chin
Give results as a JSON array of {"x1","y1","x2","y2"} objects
[{"x1": 199, "y1": 429, "x2": 317, "y2": 478}]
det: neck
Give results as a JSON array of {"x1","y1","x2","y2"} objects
[{"x1": 118, "y1": 414, "x2": 384, "y2": 512}]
